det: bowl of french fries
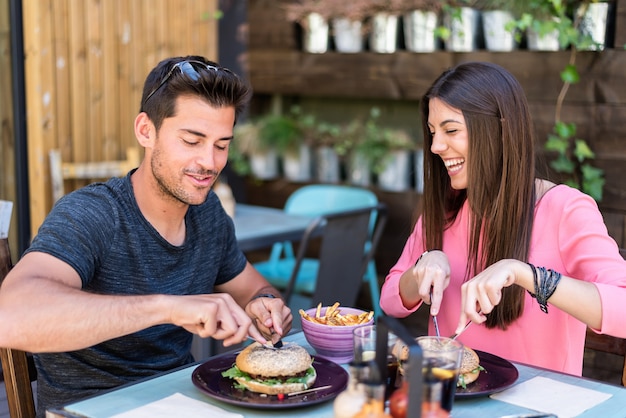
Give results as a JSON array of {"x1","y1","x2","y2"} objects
[{"x1": 299, "y1": 302, "x2": 374, "y2": 363}]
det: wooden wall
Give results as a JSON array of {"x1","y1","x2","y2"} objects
[
  {"x1": 244, "y1": 0, "x2": 626, "y2": 251},
  {"x1": 0, "y1": 0, "x2": 18, "y2": 256},
  {"x1": 21, "y1": 0, "x2": 219, "y2": 237}
]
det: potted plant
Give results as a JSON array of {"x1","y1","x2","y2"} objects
[
  {"x1": 475, "y1": 0, "x2": 520, "y2": 51},
  {"x1": 390, "y1": 0, "x2": 443, "y2": 52},
  {"x1": 284, "y1": 1, "x2": 376, "y2": 53},
  {"x1": 311, "y1": 119, "x2": 343, "y2": 183},
  {"x1": 440, "y1": 0, "x2": 483, "y2": 51},
  {"x1": 343, "y1": 107, "x2": 415, "y2": 191},
  {"x1": 283, "y1": 0, "x2": 333, "y2": 53},
  {"x1": 232, "y1": 121, "x2": 280, "y2": 180}
]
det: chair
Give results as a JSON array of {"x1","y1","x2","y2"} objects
[
  {"x1": 583, "y1": 247, "x2": 626, "y2": 386},
  {"x1": 280, "y1": 203, "x2": 387, "y2": 314},
  {"x1": 49, "y1": 147, "x2": 141, "y2": 203},
  {"x1": 1, "y1": 232, "x2": 37, "y2": 417},
  {"x1": 253, "y1": 184, "x2": 384, "y2": 316}
]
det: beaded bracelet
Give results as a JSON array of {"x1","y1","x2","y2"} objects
[
  {"x1": 251, "y1": 293, "x2": 277, "y2": 300},
  {"x1": 527, "y1": 263, "x2": 562, "y2": 313},
  {"x1": 415, "y1": 250, "x2": 429, "y2": 265}
]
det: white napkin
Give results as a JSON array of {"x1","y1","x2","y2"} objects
[
  {"x1": 490, "y1": 376, "x2": 612, "y2": 417},
  {"x1": 110, "y1": 393, "x2": 244, "y2": 418}
]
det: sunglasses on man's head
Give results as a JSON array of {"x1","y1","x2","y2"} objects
[{"x1": 144, "y1": 60, "x2": 235, "y2": 105}]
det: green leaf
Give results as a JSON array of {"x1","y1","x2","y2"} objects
[
  {"x1": 581, "y1": 163, "x2": 603, "y2": 180},
  {"x1": 560, "y1": 64, "x2": 580, "y2": 84},
  {"x1": 574, "y1": 140, "x2": 595, "y2": 162},
  {"x1": 554, "y1": 122, "x2": 576, "y2": 139},
  {"x1": 545, "y1": 134, "x2": 568, "y2": 154},
  {"x1": 550, "y1": 155, "x2": 575, "y2": 174}
]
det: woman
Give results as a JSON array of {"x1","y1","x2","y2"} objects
[{"x1": 379, "y1": 61, "x2": 626, "y2": 375}]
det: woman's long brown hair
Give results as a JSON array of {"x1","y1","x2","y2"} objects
[{"x1": 420, "y1": 62, "x2": 536, "y2": 330}]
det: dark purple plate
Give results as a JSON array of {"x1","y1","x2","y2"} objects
[
  {"x1": 455, "y1": 350, "x2": 519, "y2": 398},
  {"x1": 191, "y1": 352, "x2": 348, "y2": 409}
]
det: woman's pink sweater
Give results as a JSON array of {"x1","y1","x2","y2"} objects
[{"x1": 380, "y1": 185, "x2": 626, "y2": 375}]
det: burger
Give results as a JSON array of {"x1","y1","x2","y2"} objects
[
  {"x1": 222, "y1": 342, "x2": 317, "y2": 395},
  {"x1": 392, "y1": 340, "x2": 483, "y2": 389},
  {"x1": 457, "y1": 346, "x2": 483, "y2": 389}
]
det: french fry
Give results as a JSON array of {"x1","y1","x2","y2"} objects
[{"x1": 299, "y1": 302, "x2": 374, "y2": 327}]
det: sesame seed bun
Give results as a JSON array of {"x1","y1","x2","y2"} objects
[{"x1": 223, "y1": 342, "x2": 317, "y2": 395}]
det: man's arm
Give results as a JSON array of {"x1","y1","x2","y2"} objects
[{"x1": 0, "y1": 252, "x2": 258, "y2": 352}]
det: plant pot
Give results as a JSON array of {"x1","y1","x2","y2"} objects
[
  {"x1": 444, "y1": 7, "x2": 482, "y2": 52},
  {"x1": 333, "y1": 18, "x2": 364, "y2": 53},
  {"x1": 482, "y1": 10, "x2": 517, "y2": 52},
  {"x1": 302, "y1": 12, "x2": 329, "y2": 53},
  {"x1": 348, "y1": 152, "x2": 372, "y2": 187},
  {"x1": 526, "y1": 26, "x2": 560, "y2": 51},
  {"x1": 370, "y1": 12, "x2": 399, "y2": 53},
  {"x1": 578, "y1": 2, "x2": 610, "y2": 51},
  {"x1": 249, "y1": 150, "x2": 279, "y2": 180},
  {"x1": 403, "y1": 10, "x2": 439, "y2": 52},
  {"x1": 377, "y1": 150, "x2": 411, "y2": 192},
  {"x1": 282, "y1": 144, "x2": 313, "y2": 182},
  {"x1": 315, "y1": 146, "x2": 341, "y2": 183},
  {"x1": 414, "y1": 149, "x2": 424, "y2": 194}
]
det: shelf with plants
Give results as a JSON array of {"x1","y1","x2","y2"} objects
[{"x1": 244, "y1": 0, "x2": 626, "y2": 245}]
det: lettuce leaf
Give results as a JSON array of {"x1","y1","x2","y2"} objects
[{"x1": 221, "y1": 365, "x2": 315, "y2": 388}]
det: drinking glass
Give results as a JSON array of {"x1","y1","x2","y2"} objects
[
  {"x1": 353, "y1": 324, "x2": 400, "y2": 399},
  {"x1": 416, "y1": 336, "x2": 463, "y2": 412}
]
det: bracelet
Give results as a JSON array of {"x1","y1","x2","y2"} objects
[
  {"x1": 527, "y1": 263, "x2": 562, "y2": 314},
  {"x1": 251, "y1": 293, "x2": 277, "y2": 301}
]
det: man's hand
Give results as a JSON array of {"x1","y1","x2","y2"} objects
[
  {"x1": 245, "y1": 295, "x2": 293, "y2": 345},
  {"x1": 171, "y1": 293, "x2": 260, "y2": 347}
]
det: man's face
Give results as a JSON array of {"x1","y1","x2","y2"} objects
[{"x1": 149, "y1": 95, "x2": 235, "y2": 206}]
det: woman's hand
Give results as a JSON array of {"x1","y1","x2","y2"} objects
[
  {"x1": 399, "y1": 250, "x2": 450, "y2": 314},
  {"x1": 456, "y1": 259, "x2": 529, "y2": 333}
]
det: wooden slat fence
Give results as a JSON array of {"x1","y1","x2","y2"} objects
[{"x1": 21, "y1": 0, "x2": 218, "y2": 237}]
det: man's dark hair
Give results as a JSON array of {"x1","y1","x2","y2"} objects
[{"x1": 139, "y1": 55, "x2": 251, "y2": 131}]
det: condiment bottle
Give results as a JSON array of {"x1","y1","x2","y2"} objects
[
  {"x1": 353, "y1": 382, "x2": 392, "y2": 418},
  {"x1": 334, "y1": 362, "x2": 367, "y2": 418},
  {"x1": 389, "y1": 365, "x2": 449, "y2": 418}
]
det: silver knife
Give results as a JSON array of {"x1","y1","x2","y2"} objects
[{"x1": 430, "y1": 289, "x2": 441, "y2": 337}]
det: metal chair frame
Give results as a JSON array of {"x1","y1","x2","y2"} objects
[{"x1": 282, "y1": 203, "x2": 387, "y2": 310}]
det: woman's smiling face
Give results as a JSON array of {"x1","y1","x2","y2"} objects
[{"x1": 428, "y1": 98, "x2": 469, "y2": 190}]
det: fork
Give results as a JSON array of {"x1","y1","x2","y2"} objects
[{"x1": 449, "y1": 318, "x2": 473, "y2": 340}]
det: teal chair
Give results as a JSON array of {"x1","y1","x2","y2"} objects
[{"x1": 253, "y1": 184, "x2": 384, "y2": 317}]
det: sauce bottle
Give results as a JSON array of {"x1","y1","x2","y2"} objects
[
  {"x1": 389, "y1": 364, "x2": 449, "y2": 418},
  {"x1": 334, "y1": 362, "x2": 367, "y2": 418}
]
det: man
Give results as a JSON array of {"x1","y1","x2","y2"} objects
[{"x1": 0, "y1": 56, "x2": 292, "y2": 415}]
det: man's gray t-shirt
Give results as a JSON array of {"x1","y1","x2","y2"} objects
[{"x1": 26, "y1": 173, "x2": 246, "y2": 415}]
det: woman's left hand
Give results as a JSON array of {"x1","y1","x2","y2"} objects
[{"x1": 456, "y1": 259, "x2": 530, "y2": 333}]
